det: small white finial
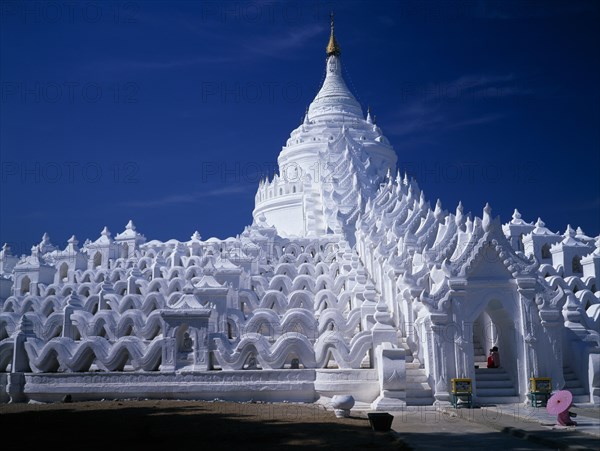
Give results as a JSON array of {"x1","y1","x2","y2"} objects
[
  {"x1": 565, "y1": 224, "x2": 575, "y2": 237},
  {"x1": 482, "y1": 203, "x2": 492, "y2": 232},
  {"x1": 434, "y1": 199, "x2": 443, "y2": 220},
  {"x1": 466, "y1": 215, "x2": 474, "y2": 234}
]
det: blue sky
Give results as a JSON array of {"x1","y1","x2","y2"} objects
[{"x1": 1, "y1": 0, "x2": 599, "y2": 255}]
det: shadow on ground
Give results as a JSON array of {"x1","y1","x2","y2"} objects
[{"x1": 0, "y1": 400, "x2": 406, "y2": 450}]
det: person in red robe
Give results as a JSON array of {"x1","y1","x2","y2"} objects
[
  {"x1": 491, "y1": 346, "x2": 500, "y2": 368},
  {"x1": 557, "y1": 402, "x2": 577, "y2": 426},
  {"x1": 487, "y1": 349, "x2": 495, "y2": 368}
]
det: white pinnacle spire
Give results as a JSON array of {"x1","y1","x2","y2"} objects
[
  {"x1": 564, "y1": 224, "x2": 575, "y2": 237},
  {"x1": 483, "y1": 203, "x2": 492, "y2": 232},
  {"x1": 308, "y1": 17, "x2": 362, "y2": 121}
]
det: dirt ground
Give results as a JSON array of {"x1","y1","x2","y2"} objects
[{"x1": 0, "y1": 400, "x2": 407, "y2": 450}]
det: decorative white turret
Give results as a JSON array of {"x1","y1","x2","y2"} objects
[
  {"x1": 37, "y1": 233, "x2": 57, "y2": 255},
  {"x1": 581, "y1": 235, "x2": 600, "y2": 281},
  {"x1": 550, "y1": 225, "x2": 595, "y2": 276},
  {"x1": 48, "y1": 235, "x2": 87, "y2": 284},
  {"x1": 502, "y1": 208, "x2": 534, "y2": 252},
  {"x1": 115, "y1": 219, "x2": 146, "y2": 259},
  {"x1": 13, "y1": 245, "x2": 55, "y2": 296},
  {"x1": 522, "y1": 217, "x2": 562, "y2": 263},
  {"x1": 0, "y1": 243, "x2": 19, "y2": 275},
  {"x1": 85, "y1": 226, "x2": 119, "y2": 269},
  {"x1": 0, "y1": 244, "x2": 19, "y2": 301}
]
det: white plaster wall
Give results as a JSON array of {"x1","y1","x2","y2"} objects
[{"x1": 254, "y1": 195, "x2": 305, "y2": 237}]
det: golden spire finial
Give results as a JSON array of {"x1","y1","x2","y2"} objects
[{"x1": 326, "y1": 11, "x2": 341, "y2": 57}]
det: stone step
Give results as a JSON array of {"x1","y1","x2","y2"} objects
[
  {"x1": 565, "y1": 379, "x2": 583, "y2": 388},
  {"x1": 407, "y1": 382, "x2": 431, "y2": 391},
  {"x1": 407, "y1": 374, "x2": 428, "y2": 383},
  {"x1": 406, "y1": 362, "x2": 422, "y2": 370},
  {"x1": 475, "y1": 368, "x2": 506, "y2": 374},
  {"x1": 475, "y1": 373, "x2": 511, "y2": 382},
  {"x1": 477, "y1": 387, "x2": 517, "y2": 396},
  {"x1": 562, "y1": 366, "x2": 586, "y2": 396},
  {"x1": 476, "y1": 395, "x2": 521, "y2": 405},
  {"x1": 407, "y1": 391, "x2": 433, "y2": 400},
  {"x1": 476, "y1": 379, "x2": 514, "y2": 388},
  {"x1": 406, "y1": 397, "x2": 435, "y2": 406},
  {"x1": 572, "y1": 394, "x2": 590, "y2": 403}
]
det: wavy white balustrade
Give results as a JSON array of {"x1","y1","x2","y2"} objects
[{"x1": 24, "y1": 336, "x2": 165, "y2": 372}]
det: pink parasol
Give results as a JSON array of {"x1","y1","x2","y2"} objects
[{"x1": 546, "y1": 390, "x2": 573, "y2": 415}]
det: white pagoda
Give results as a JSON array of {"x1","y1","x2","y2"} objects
[{"x1": 1, "y1": 17, "x2": 598, "y2": 408}]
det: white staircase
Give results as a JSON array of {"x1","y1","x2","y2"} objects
[
  {"x1": 400, "y1": 337, "x2": 434, "y2": 405},
  {"x1": 475, "y1": 367, "x2": 520, "y2": 404},
  {"x1": 563, "y1": 365, "x2": 589, "y2": 403},
  {"x1": 303, "y1": 188, "x2": 326, "y2": 235},
  {"x1": 473, "y1": 338, "x2": 487, "y2": 368}
]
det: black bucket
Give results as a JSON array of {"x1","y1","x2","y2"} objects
[{"x1": 367, "y1": 412, "x2": 394, "y2": 432}]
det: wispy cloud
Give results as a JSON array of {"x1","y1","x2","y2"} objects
[
  {"x1": 85, "y1": 23, "x2": 325, "y2": 74},
  {"x1": 386, "y1": 73, "x2": 533, "y2": 137},
  {"x1": 244, "y1": 24, "x2": 325, "y2": 58},
  {"x1": 472, "y1": 1, "x2": 598, "y2": 20},
  {"x1": 567, "y1": 197, "x2": 600, "y2": 212},
  {"x1": 121, "y1": 185, "x2": 248, "y2": 208},
  {"x1": 444, "y1": 113, "x2": 505, "y2": 130},
  {"x1": 386, "y1": 102, "x2": 505, "y2": 137},
  {"x1": 93, "y1": 55, "x2": 243, "y2": 71}
]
